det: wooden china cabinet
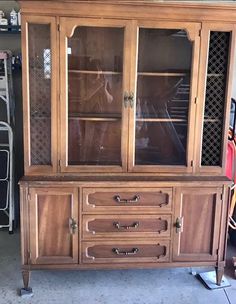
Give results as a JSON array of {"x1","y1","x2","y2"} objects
[{"x1": 19, "y1": 0, "x2": 235, "y2": 291}]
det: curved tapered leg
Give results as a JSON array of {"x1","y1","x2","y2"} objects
[
  {"x1": 20, "y1": 270, "x2": 33, "y2": 297},
  {"x1": 215, "y1": 266, "x2": 224, "y2": 286}
]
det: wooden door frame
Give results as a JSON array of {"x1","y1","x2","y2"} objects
[
  {"x1": 127, "y1": 21, "x2": 201, "y2": 173},
  {"x1": 195, "y1": 22, "x2": 236, "y2": 175},
  {"x1": 21, "y1": 15, "x2": 58, "y2": 175},
  {"x1": 29, "y1": 187, "x2": 78, "y2": 264},
  {"x1": 172, "y1": 187, "x2": 222, "y2": 262},
  {"x1": 59, "y1": 17, "x2": 132, "y2": 173}
]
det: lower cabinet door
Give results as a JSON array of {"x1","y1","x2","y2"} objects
[
  {"x1": 29, "y1": 187, "x2": 78, "y2": 264},
  {"x1": 173, "y1": 188, "x2": 222, "y2": 261}
]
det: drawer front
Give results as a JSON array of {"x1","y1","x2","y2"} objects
[
  {"x1": 82, "y1": 241, "x2": 170, "y2": 264},
  {"x1": 82, "y1": 215, "x2": 171, "y2": 239},
  {"x1": 83, "y1": 188, "x2": 172, "y2": 212}
]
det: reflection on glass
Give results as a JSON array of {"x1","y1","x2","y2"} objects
[
  {"x1": 67, "y1": 27, "x2": 124, "y2": 166},
  {"x1": 135, "y1": 28, "x2": 192, "y2": 166}
]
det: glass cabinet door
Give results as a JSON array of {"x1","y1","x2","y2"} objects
[
  {"x1": 60, "y1": 19, "x2": 130, "y2": 172},
  {"x1": 22, "y1": 16, "x2": 58, "y2": 174},
  {"x1": 196, "y1": 23, "x2": 236, "y2": 174},
  {"x1": 129, "y1": 22, "x2": 200, "y2": 172}
]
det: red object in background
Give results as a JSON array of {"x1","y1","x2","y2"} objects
[{"x1": 226, "y1": 139, "x2": 236, "y2": 183}]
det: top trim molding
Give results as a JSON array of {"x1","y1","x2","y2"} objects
[{"x1": 18, "y1": 1, "x2": 236, "y2": 22}]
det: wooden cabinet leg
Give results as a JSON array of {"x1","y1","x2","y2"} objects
[
  {"x1": 215, "y1": 266, "x2": 224, "y2": 286},
  {"x1": 22, "y1": 270, "x2": 30, "y2": 289},
  {"x1": 20, "y1": 270, "x2": 33, "y2": 297}
]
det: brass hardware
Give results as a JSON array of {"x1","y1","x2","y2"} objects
[
  {"x1": 157, "y1": 218, "x2": 167, "y2": 234},
  {"x1": 113, "y1": 221, "x2": 139, "y2": 230},
  {"x1": 112, "y1": 247, "x2": 139, "y2": 256},
  {"x1": 157, "y1": 202, "x2": 168, "y2": 208},
  {"x1": 69, "y1": 217, "x2": 78, "y2": 234},
  {"x1": 124, "y1": 92, "x2": 129, "y2": 108},
  {"x1": 175, "y1": 217, "x2": 183, "y2": 233},
  {"x1": 114, "y1": 195, "x2": 140, "y2": 204},
  {"x1": 129, "y1": 92, "x2": 134, "y2": 108},
  {"x1": 156, "y1": 243, "x2": 167, "y2": 259}
]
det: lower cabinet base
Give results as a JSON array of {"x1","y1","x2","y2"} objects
[
  {"x1": 19, "y1": 179, "x2": 230, "y2": 291},
  {"x1": 20, "y1": 263, "x2": 225, "y2": 292}
]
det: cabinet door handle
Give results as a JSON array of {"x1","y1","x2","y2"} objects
[
  {"x1": 113, "y1": 221, "x2": 139, "y2": 230},
  {"x1": 175, "y1": 217, "x2": 183, "y2": 233},
  {"x1": 112, "y1": 247, "x2": 139, "y2": 256},
  {"x1": 124, "y1": 92, "x2": 129, "y2": 108},
  {"x1": 69, "y1": 217, "x2": 78, "y2": 234},
  {"x1": 113, "y1": 195, "x2": 140, "y2": 203},
  {"x1": 129, "y1": 92, "x2": 134, "y2": 108}
]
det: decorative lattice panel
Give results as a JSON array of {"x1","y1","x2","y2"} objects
[
  {"x1": 28, "y1": 24, "x2": 51, "y2": 165},
  {"x1": 201, "y1": 31, "x2": 230, "y2": 166}
]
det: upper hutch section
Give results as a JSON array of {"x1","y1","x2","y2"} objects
[{"x1": 19, "y1": 0, "x2": 236, "y2": 176}]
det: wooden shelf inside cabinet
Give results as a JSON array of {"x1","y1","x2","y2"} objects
[
  {"x1": 0, "y1": 25, "x2": 21, "y2": 34},
  {"x1": 68, "y1": 70, "x2": 122, "y2": 75},
  {"x1": 138, "y1": 72, "x2": 188, "y2": 77},
  {"x1": 69, "y1": 113, "x2": 122, "y2": 122},
  {"x1": 136, "y1": 118, "x2": 187, "y2": 122}
]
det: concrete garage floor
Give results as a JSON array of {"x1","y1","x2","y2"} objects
[{"x1": 1, "y1": 231, "x2": 236, "y2": 304}]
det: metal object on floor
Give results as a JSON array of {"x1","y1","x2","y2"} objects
[
  {"x1": 0, "y1": 50, "x2": 15, "y2": 234},
  {"x1": 19, "y1": 288, "x2": 34, "y2": 298},
  {"x1": 197, "y1": 271, "x2": 231, "y2": 290},
  {"x1": 0, "y1": 50, "x2": 15, "y2": 125},
  {"x1": 0, "y1": 122, "x2": 14, "y2": 233}
]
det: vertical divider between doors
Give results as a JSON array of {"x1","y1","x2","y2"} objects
[
  {"x1": 72, "y1": 187, "x2": 79, "y2": 263},
  {"x1": 187, "y1": 24, "x2": 201, "y2": 174},
  {"x1": 128, "y1": 20, "x2": 138, "y2": 172},
  {"x1": 59, "y1": 18, "x2": 68, "y2": 172},
  {"x1": 122, "y1": 21, "x2": 132, "y2": 172},
  {"x1": 57, "y1": 16, "x2": 61, "y2": 173},
  {"x1": 51, "y1": 18, "x2": 59, "y2": 174},
  {"x1": 194, "y1": 25, "x2": 209, "y2": 174}
]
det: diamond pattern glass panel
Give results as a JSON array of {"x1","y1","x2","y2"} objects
[
  {"x1": 201, "y1": 31, "x2": 230, "y2": 166},
  {"x1": 28, "y1": 24, "x2": 51, "y2": 165}
]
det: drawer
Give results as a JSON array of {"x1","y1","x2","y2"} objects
[
  {"x1": 82, "y1": 240, "x2": 170, "y2": 264},
  {"x1": 82, "y1": 215, "x2": 171, "y2": 239},
  {"x1": 83, "y1": 188, "x2": 172, "y2": 212}
]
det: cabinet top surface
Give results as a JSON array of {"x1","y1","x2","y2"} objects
[
  {"x1": 18, "y1": 0, "x2": 236, "y2": 8},
  {"x1": 19, "y1": 175, "x2": 232, "y2": 184}
]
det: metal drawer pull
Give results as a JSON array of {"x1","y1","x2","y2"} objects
[
  {"x1": 156, "y1": 243, "x2": 167, "y2": 259},
  {"x1": 129, "y1": 92, "x2": 134, "y2": 108},
  {"x1": 69, "y1": 217, "x2": 78, "y2": 234},
  {"x1": 114, "y1": 195, "x2": 140, "y2": 203},
  {"x1": 158, "y1": 202, "x2": 168, "y2": 208},
  {"x1": 113, "y1": 221, "x2": 139, "y2": 230},
  {"x1": 112, "y1": 248, "x2": 139, "y2": 256}
]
